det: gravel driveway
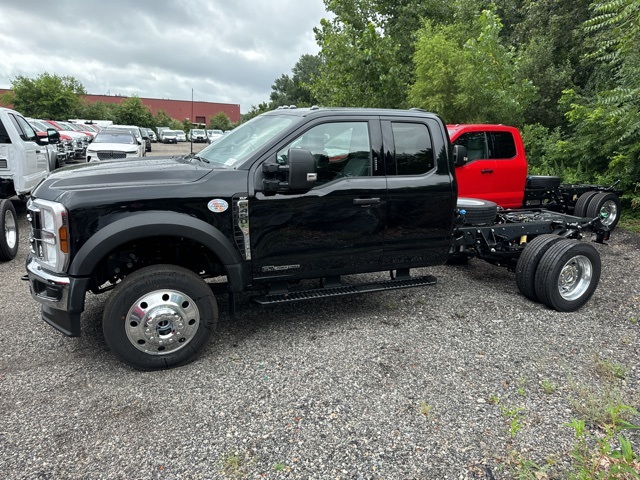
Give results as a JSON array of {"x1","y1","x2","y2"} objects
[{"x1": 1, "y1": 144, "x2": 638, "y2": 478}]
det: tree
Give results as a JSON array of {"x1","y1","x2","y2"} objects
[
  {"x1": 208, "y1": 112, "x2": 232, "y2": 131},
  {"x1": 9, "y1": 73, "x2": 86, "y2": 119},
  {"x1": 154, "y1": 109, "x2": 174, "y2": 129},
  {"x1": 313, "y1": 20, "x2": 406, "y2": 108},
  {"x1": 409, "y1": 9, "x2": 534, "y2": 124},
  {"x1": 269, "y1": 54, "x2": 322, "y2": 108},
  {"x1": 78, "y1": 100, "x2": 117, "y2": 122},
  {"x1": 114, "y1": 96, "x2": 154, "y2": 128}
]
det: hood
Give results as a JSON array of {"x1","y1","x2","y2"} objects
[
  {"x1": 33, "y1": 155, "x2": 214, "y2": 202},
  {"x1": 87, "y1": 142, "x2": 139, "y2": 152}
]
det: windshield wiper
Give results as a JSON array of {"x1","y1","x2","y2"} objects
[{"x1": 184, "y1": 152, "x2": 210, "y2": 163}]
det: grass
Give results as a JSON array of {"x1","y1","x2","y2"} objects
[
  {"x1": 593, "y1": 354, "x2": 628, "y2": 381},
  {"x1": 619, "y1": 215, "x2": 640, "y2": 233},
  {"x1": 541, "y1": 378, "x2": 557, "y2": 395}
]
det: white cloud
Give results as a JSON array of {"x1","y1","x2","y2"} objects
[{"x1": 0, "y1": 0, "x2": 328, "y2": 112}]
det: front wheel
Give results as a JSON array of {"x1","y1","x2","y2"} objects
[
  {"x1": 0, "y1": 199, "x2": 19, "y2": 261},
  {"x1": 534, "y1": 240, "x2": 601, "y2": 312},
  {"x1": 102, "y1": 265, "x2": 218, "y2": 370}
]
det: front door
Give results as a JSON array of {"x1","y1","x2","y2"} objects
[{"x1": 249, "y1": 119, "x2": 387, "y2": 282}]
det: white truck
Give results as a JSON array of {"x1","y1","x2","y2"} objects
[{"x1": 0, "y1": 107, "x2": 59, "y2": 261}]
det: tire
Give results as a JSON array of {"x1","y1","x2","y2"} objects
[
  {"x1": 515, "y1": 234, "x2": 564, "y2": 301},
  {"x1": 585, "y1": 192, "x2": 621, "y2": 230},
  {"x1": 573, "y1": 191, "x2": 600, "y2": 217},
  {"x1": 526, "y1": 176, "x2": 562, "y2": 188},
  {"x1": 534, "y1": 240, "x2": 601, "y2": 312},
  {"x1": 102, "y1": 264, "x2": 218, "y2": 370},
  {"x1": 0, "y1": 199, "x2": 19, "y2": 261},
  {"x1": 457, "y1": 198, "x2": 498, "y2": 225}
]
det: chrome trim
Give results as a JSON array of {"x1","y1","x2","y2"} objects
[{"x1": 26, "y1": 256, "x2": 71, "y2": 310}]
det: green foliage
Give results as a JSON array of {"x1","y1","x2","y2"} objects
[
  {"x1": 409, "y1": 9, "x2": 534, "y2": 124},
  {"x1": 153, "y1": 109, "x2": 173, "y2": 129},
  {"x1": 10, "y1": 72, "x2": 86, "y2": 119},
  {"x1": 77, "y1": 100, "x2": 117, "y2": 122},
  {"x1": 313, "y1": 18, "x2": 407, "y2": 108},
  {"x1": 270, "y1": 54, "x2": 321, "y2": 108},
  {"x1": 566, "y1": 405, "x2": 640, "y2": 479},
  {"x1": 113, "y1": 96, "x2": 154, "y2": 128},
  {"x1": 208, "y1": 111, "x2": 232, "y2": 131}
]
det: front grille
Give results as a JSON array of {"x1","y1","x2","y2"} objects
[
  {"x1": 0, "y1": 159, "x2": 7, "y2": 169},
  {"x1": 97, "y1": 151, "x2": 126, "y2": 160}
]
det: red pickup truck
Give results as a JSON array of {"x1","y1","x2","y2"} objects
[{"x1": 448, "y1": 124, "x2": 622, "y2": 229}]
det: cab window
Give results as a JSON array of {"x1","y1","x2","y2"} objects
[
  {"x1": 277, "y1": 122, "x2": 371, "y2": 185},
  {"x1": 391, "y1": 122, "x2": 434, "y2": 175}
]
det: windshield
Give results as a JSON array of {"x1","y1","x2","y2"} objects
[
  {"x1": 196, "y1": 115, "x2": 294, "y2": 167},
  {"x1": 95, "y1": 132, "x2": 136, "y2": 144}
]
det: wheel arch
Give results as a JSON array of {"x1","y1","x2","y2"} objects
[{"x1": 69, "y1": 211, "x2": 245, "y2": 290}]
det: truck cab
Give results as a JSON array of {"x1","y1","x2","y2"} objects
[
  {"x1": 447, "y1": 124, "x2": 527, "y2": 209},
  {"x1": 0, "y1": 107, "x2": 54, "y2": 198}
]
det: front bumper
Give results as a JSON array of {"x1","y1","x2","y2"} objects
[{"x1": 26, "y1": 257, "x2": 90, "y2": 337}]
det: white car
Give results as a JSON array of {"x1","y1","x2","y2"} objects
[
  {"x1": 207, "y1": 129, "x2": 224, "y2": 142},
  {"x1": 176, "y1": 130, "x2": 187, "y2": 142},
  {"x1": 106, "y1": 125, "x2": 146, "y2": 156},
  {"x1": 86, "y1": 130, "x2": 142, "y2": 162}
]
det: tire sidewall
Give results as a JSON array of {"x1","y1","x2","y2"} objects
[
  {"x1": 535, "y1": 241, "x2": 601, "y2": 312},
  {"x1": 103, "y1": 265, "x2": 218, "y2": 370},
  {"x1": 515, "y1": 234, "x2": 564, "y2": 301},
  {"x1": 0, "y1": 199, "x2": 19, "y2": 261}
]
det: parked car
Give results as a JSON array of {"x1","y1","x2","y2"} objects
[
  {"x1": 188, "y1": 129, "x2": 208, "y2": 143},
  {"x1": 42, "y1": 120, "x2": 88, "y2": 158},
  {"x1": 207, "y1": 129, "x2": 224, "y2": 142},
  {"x1": 85, "y1": 130, "x2": 143, "y2": 162},
  {"x1": 106, "y1": 125, "x2": 146, "y2": 156},
  {"x1": 161, "y1": 130, "x2": 178, "y2": 144},
  {"x1": 1, "y1": 107, "x2": 58, "y2": 261},
  {"x1": 176, "y1": 130, "x2": 187, "y2": 142},
  {"x1": 156, "y1": 127, "x2": 170, "y2": 141},
  {"x1": 145, "y1": 128, "x2": 157, "y2": 142}
]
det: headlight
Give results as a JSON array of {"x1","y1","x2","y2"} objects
[{"x1": 27, "y1": 198, "x2": 70, "y2": 273}]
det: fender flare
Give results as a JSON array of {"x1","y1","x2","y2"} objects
[{"x1": 69, "y1": 211, "x2": 245, "y2": 291}]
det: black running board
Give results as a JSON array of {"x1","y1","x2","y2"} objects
[{"x1": 252, "y1": 274, "x2": 437, "y2": 305}]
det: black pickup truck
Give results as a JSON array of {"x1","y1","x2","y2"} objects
[{"x1": 25, "y1": 107, "x2": 611, "y2": 370}]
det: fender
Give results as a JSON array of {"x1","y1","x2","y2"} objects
[{"x1": 69, "y1": 211, "x2": 246, "y2": 291}]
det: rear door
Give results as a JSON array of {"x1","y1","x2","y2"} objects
[{"x1": 380, "y1": 116, "x2": 455, "y2": 268}]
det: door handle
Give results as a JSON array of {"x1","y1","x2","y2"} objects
[
  {"x1": 481, "y1": 169, "x2": 493, "y2": 174},
  {"x1": 35, "y1": 150, "x2": 41, "y2": 153},
  {"x1": 353, "y1": 198, "x2": 380, "y2": 206}
]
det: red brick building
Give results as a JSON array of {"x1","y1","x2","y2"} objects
[
  {"x1": 0, "y1": 89, "x2": 241, "y2": 124},
  {"x1": 82, "y1": 94, "x2": 241, "y2": 124}
]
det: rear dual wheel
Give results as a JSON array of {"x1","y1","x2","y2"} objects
[
  {"x1": 516, "y1": 238, "x2": 601, "y2": 312},
  {"x1": 574, "y1": 191, "x2": 621, "y2": 230}
]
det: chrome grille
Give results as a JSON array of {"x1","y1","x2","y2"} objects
[{"x1": 97, "y1": 151, "x2": 126, "y2": 160}]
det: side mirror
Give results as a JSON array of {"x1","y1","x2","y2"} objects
[
  {"x1": 262, "y1": 148, "x2": 317, "y2": 193},
  {"x1": 47, "y1": 128, "x2": 60, "y2": 145},
  {"x1": 453, "y1": 144, "x2": 467, "y2": 167},
  {"x1": 288, "y1": 148, "x2": 317, "y2": 191}
]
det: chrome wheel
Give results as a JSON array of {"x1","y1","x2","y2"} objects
[
  {"x1": 125, "y1": 289, "x2": 201, "y2": 355},
  {"x1": 557, "y1": 255, "x2": 592, "y2": 301},
  {"x1": 4, "y1": 208, "x2": 17, "y2": 250},
  {"x1": 598, "y1": 199, "x2": 618, "y2": 227}
]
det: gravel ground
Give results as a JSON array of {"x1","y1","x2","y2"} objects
[{"x1": 1, "y1": 144, "x2": 638, "y2": 479}]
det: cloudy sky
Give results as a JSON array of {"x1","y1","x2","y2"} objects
[{"x1": 0, "y1": 0, "x2": 329, "y2": 113}]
